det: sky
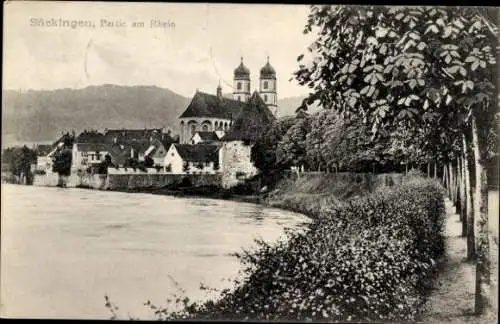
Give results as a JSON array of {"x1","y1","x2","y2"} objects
[{"x1": 3, "y1": 1, "x2": 316, "y2": 98}]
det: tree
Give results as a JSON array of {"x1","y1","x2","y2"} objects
[
  {"x1": 2, "y1": 146, "x2": 37, "y2": 184},
  {"x1": 97, "y1": 154, "x2": 114, "y2": 175},
  {"x1": 276, "y1": 115, "x2": 312, "y2": 170},
  {"x1": 295, "y1": 5, "x2": 497, "y2": 314},
  {"x1": 251, "y1": 116, "x2": 296, "y2": 173},
  {"x1": 52, "y1": 147, "x2": 72, "y2": 183}
]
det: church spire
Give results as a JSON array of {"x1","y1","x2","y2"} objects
[{"x1": 216, "y1": 80, "x2": 222, "y2": 98}]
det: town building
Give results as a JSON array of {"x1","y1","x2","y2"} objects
[
  {"x1": 172, "y1": 57, "x2": 277, "y2": 187},
  {"x1": 164, "y1": 144, "x2": 220, "y2": 174},
  {"x1": 178, "y1": 57, "x2": 278, "y2": 144}
]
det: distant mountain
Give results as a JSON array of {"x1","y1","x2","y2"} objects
[
  {"x1": 2, "y1": 85, "x2": 190, "y2": 147},
  {"x1": 1, "y1": 85, "x2": 322, "y2": 147},
  {"x1": 277, "y1": 96, "x2": 321, "y2": 117}
]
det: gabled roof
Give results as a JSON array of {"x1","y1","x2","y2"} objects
[
  {"x1": 159, "y1": 134, "x2": 178, "y2": 148},
  {"x1": 221, "y1": 91, "x2": 276, "y2": 142},
  {"x1": 173, "y1": 144, "x2": 219, "y2": 163},
  {"x1": 75, "y1": 143, "x2": 114, "y2": 152},
  {"x1": 103, "y1": 128, "x2": 162, "y2": 143},
  {"x1": 126, "y1": 140, "x2": 152, "y2": 154},
  {"x1": 76, "y1": 131, "x2": 106, "y2": 144},
  {"x1": 194, "y1": 131, "x2": 219, "y2": 141},
  {"x1": 179, "y1": 91, "x2": 247, "y2": 119},
  {"x1": 35, "y1": 144, "x2": 55, "y2": 156}
]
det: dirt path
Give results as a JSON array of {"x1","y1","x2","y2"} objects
[{"x1": 419, "y1": 197, "x2": 498, "y2": 324}]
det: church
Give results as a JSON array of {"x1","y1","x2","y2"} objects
[
  {"x1": 178, "y1": 57, "x2": 278, "y2": 144},
  {"x1": 167, "y1": 57, "x2": 278, "y2": 187}
]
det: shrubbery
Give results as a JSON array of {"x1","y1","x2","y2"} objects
[{"x1": 135, "y1": 177, "x2": 445, "y2": 322}]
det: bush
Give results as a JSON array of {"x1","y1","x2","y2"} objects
[{"x1": 143, "y1": 177, "x2": 445, "y2": 322}]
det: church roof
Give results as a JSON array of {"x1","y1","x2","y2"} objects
[
  {"x1": 221, "y1": 91, "x2": 276, "y2": 142},
  {"x1": 260, "y1": 59, "x2": 276, "y2": 79},
  {"x1": 179, "y1": 91, "x2": 247, "y2": 119},
  {"x1": 234, "y1": 58, "x2": 250, "y2": 80},
  {"x1": 174, "y1": 144, "x2": 220, "y2": 163}
]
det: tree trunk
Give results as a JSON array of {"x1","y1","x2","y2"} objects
[
  {"x1": 459, "y1": 155, "x2": 466, "y2": 236},
  {"x1": 433, "y1": 162, "x2": 437, "y2": 179},
  {"x1": 448, "y1": 163, "x2": 454, "y2": 201},
  {"x1": 472, "y1": 116, "x2": 490, "y2": 315},
  {"x1": 443, "y1": 163, "x2": 447, "y2": 187},
  {"x1": 463, "y1": 134, "x2": 475, "y2": 259},
  {"x1": 456, "y1": 158, "x2": 462, "y2": 216},
  {"x1": 427, "y1": 162, "x2": 431, "y2": 177},
  {"x1": 405, "y1": 163, "x2": 408, "y2": 174}
]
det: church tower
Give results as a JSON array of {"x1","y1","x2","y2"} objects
[
  {"x1": 233, "y1": 57, "x2": 251, "y2": 102},
  {"x1": 259, "y1": 56, "x2": 277, "y2": 116}
]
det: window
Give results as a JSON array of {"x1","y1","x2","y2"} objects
[
  {"x1": 237, "y1": 82, "x2": 241, "y2": 90},
  {"x1": 237, "y1": 96, "x2": 241, "y2": 101},
  {"x1": 171, "y1": 152, "x2": 174, "y2": 156},
  {"x1": 191, "y1": 125, "x2": 196, "y2": 135},
  {"x1": 202, "y1": 124, "x2": 209, "y2": 132},
  {"x1": 264, "y1": 94, "x2": 268, "y2": 102},
  {"x1": 247, "y1": 83, "x2": 250, "y2": 91},
  {"x1": 263, "y1": 81, "x2": 268, "y2": 89}
]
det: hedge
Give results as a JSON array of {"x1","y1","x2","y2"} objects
[{"x1": 139, "y1": 177, "x2": 446, "y2": 322}]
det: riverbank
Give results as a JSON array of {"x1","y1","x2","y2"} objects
[
  {"x1": 130, "y1": 174, "x2": 447, "y2": 322},
  {"x1": 77, "y1": 172, "x2": 405, "y2": 219}
]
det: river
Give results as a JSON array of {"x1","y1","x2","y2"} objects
[{"x1": 0, "y1": 184, "x2": 310, "y2": 319}]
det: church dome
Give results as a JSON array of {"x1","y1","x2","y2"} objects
[
  {"x1": 260, "y1": 57, "x2": 276, "y2": 79},
  {"x1": 234, "y1": 57, "x2": 250, "y2": 79}
]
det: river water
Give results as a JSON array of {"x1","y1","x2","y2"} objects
[{"x1": 0, "y1": 184, "x2": 309, "y2": 319}]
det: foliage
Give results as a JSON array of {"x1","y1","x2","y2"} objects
[
  {"x1": 251, "y1": 116, "x2": 297, "y2": 173},
  {"x1": 144, "y1": 155, "x2": 154, "y2": 168},
  {"x1": 1, "y1": 146, "x2": 37, "y2": 179},
  {"x1": 183, "y1": 161, "x2": 190, "y2": 172},
  {"x1": 165, "y1": 163, "x2": 172, "y2": 172},
  {"x1": 96, "y1": 154, "x2": 114, "y2": 175},
  {"x1": 294, "y1": 6, "x2": 497, "y2": 163},
  {"x1": 129, "y1": 177, "x2": 444, "y2": 322},
  {"x1": 52, "y1": 148, "x2": 73, "y2": 176},
  {"x1": 276, "y1": 114, "x2": 312, "y2": 169}
]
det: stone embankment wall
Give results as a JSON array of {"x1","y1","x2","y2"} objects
[{"x1": 33, "y1": 172, "x2": 221, "y2": 191}]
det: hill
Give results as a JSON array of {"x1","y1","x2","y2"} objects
[
  {"x1": 2, "y1": 85, "x2": 190, "y2": 147},
  {"x1": 277, "y1": 96, "x2": 321, "y2": 117}
]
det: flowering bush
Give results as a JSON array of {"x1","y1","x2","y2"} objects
[{"x1": 114, "y1": 177, "x2": 444, "y2": 322}]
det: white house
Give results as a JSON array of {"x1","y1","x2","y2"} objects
[
  {"x1": 35, "y1": 144, "x2": 57, "y2": 172},
  {"x1": 164, "y1": 144, "x2": 220, "y2": 174},
  {"x1": 72, "y1": 143, "x2": 112, "y2": 170}
]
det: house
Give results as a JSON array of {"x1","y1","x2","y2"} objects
[
  {"x1": 219, "y1": 91, "x2": 276, "y2": 188},
  {"x1": 141, "y1": 136, "x2": 178, "y2": 166},
  {"x1": 72, "y1": 142, "x2": 113, "y2": 169},
  {"x1": 34, "y1": 144, "x2": 56, "y2": 171},
  {"x1": 164, "y1": 144, "x2": 220, "y2": 174}
]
